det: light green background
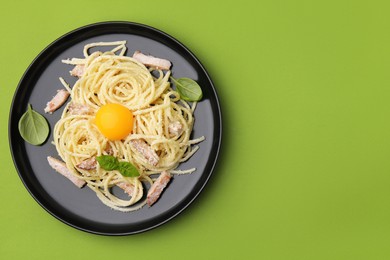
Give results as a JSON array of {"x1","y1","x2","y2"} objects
[{"x1": 1, "y1": 0, "x2": 390, "y2": 259}]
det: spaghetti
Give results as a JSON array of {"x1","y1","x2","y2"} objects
[{"x1": 52, "y1": 41, "x2": 204, "y2": 212}]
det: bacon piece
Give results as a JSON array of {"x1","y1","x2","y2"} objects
[
  {"x1": 68, "y1": 103, "x2": 93, "y2": 115},
  {"x1": 116, "y1": 182, "x2": 134, "y2": 196},
  {"x1": 70, "y1": 64, "x2": 85, "y2": 77},
  {"x1": 104, "y1": 143, "x2": 114, "y2": 155},
  {"x1": 130, "y1": 139, "x2": 159, "y2": 166},
  {"x1": 76, "y1": 157, "x2": 97, "y2": 170},
  {"x1": 47, "y1": 156, "x2": 86, "y2": 188},
  {"x1": 132, "y1": 51, "x2": 171, "y2": 70},
  {"x1": 168, "y1": 121, "x2": 183, "y2": 137},
  {"x1": 44, "y1": 89, "x2": 70, "y2": 114},
  {"x1": 147, "y1": 171, "x2": 172, "y2": 206},
  {"x1": 75, "y1": 143, "x2": 113, "y2": 171}
]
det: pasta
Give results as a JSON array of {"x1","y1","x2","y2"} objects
[{"x1": 52, "y1": 41, "x2": 204, "y2": 212}]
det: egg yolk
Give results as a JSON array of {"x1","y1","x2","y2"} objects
[{"x1": 94, "y1": 103, "x2": 134, "y2": 140}]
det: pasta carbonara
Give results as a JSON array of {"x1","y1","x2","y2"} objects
[{"x1": 51, "y1": 41, "x2": 204, "y2": 212}]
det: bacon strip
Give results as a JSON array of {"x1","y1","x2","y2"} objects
[
  {"x1": 116, "y1": 182, "x2": 135, "y2": 196},
  {"x1": 74, "y1": 144, "x2": 113, "y2": 171},
  {"x1": 76, "y1": 157, "x2": 97, "y2": 170},
  {"x1": 47, "y1": 156, "x2": 86, "y2": 188},
  {"x1": 44, "y1": 89, "x2": 70, "y2": 114},
  {"x1": 132, "y1": 51, "x2": 171, "y2": 70},
  {"x1": 168, "y1": 121, "x2": 183, "y2": 137},
  {"x1": 147, "y1": 171, "x2": 172, "y2": 206},
  {"x1": 68, "y1": 103, "x2": 93, "y2": 115},
  {"x1": 104, "y1": 143, "x2": 114, "y2": 156},
  {"x1": 130, "y1": 139, "x2": 159, "y2": 166},
  {"x1": 70, "y1": 64, "x2": 85, "y2": 77}
]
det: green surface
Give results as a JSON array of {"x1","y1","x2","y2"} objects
[{"x1": 2, "y1": 0, "x2": 390, "y2": 259}]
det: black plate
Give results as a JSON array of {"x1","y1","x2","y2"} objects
[{"x1": 8, "y1": 21, "x2": 222, "y2": 235}]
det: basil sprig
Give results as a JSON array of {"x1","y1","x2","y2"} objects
[
  {"x1": 170, "y1": 77, "x2": 203, "y2": 101},
  {"x1": 18, "y1": 104, "x2": 50, "y2": 145},
  {"x1": 96, "y1": 155, "x2": 139, "y2": 177}
]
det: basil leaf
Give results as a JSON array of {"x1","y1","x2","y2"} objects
[
  {"x1": 18, "y1": 104, "x2": 49, "y2": 145},
  {"x1": 96, "y1": 155, "x2": 139, "y2": 177},
  {"x1": 96, "y1": 155, "x2": 119, "y2": 171},
  {"x1": 171, "y1": 77, "x2": 203, "y2": 101},
  {"x1": 118, "y1": 161, "x2": 139, "y2": 177}
]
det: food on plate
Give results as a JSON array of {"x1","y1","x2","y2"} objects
[
  {"x1": 146, "y1": 171, "x2": 171, "y2": 206},
  {"x1": 44, "y1": 89, "x2": 70, "y2": 113},
  {"x1": 18, "y1": 104, "x2": 50, "y2": 145},
  {"x1": 132, "y1": 51, "x2": 172, "y2": 70},
  {"x1": 94, "y1": 103, "x2": 134, "y2": 141},
  {"x1": 47, "y1": 41, "x2": 204, "y2": 211},
  {"x1": 47, "y1": 156, "x2": 86, "y2": 188}
]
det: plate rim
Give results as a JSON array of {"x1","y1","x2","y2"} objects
[{"x1": 8, "y1": 21, "x2": 222, "y2": 235}]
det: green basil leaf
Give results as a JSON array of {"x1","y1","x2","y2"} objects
[
  {"x1": 96, "y1": 155, "x2": 139, "y2": 177},
  {"x1": 118, "y1": 161, "x2": 140, "y2": 177},
  {"x1": 171, "y1": 77, "x2": 203, "y2": 101},
  {"x1": 18, "y1": 104, "x2": 50, "y2": 145},
  {"x1": 96, "y1": 155, "x2": 119, "y2": 171}
]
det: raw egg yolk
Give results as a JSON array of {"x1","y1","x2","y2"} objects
[{"x1": 95, "y1": 103, "x2": 133, "y2": 140}]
